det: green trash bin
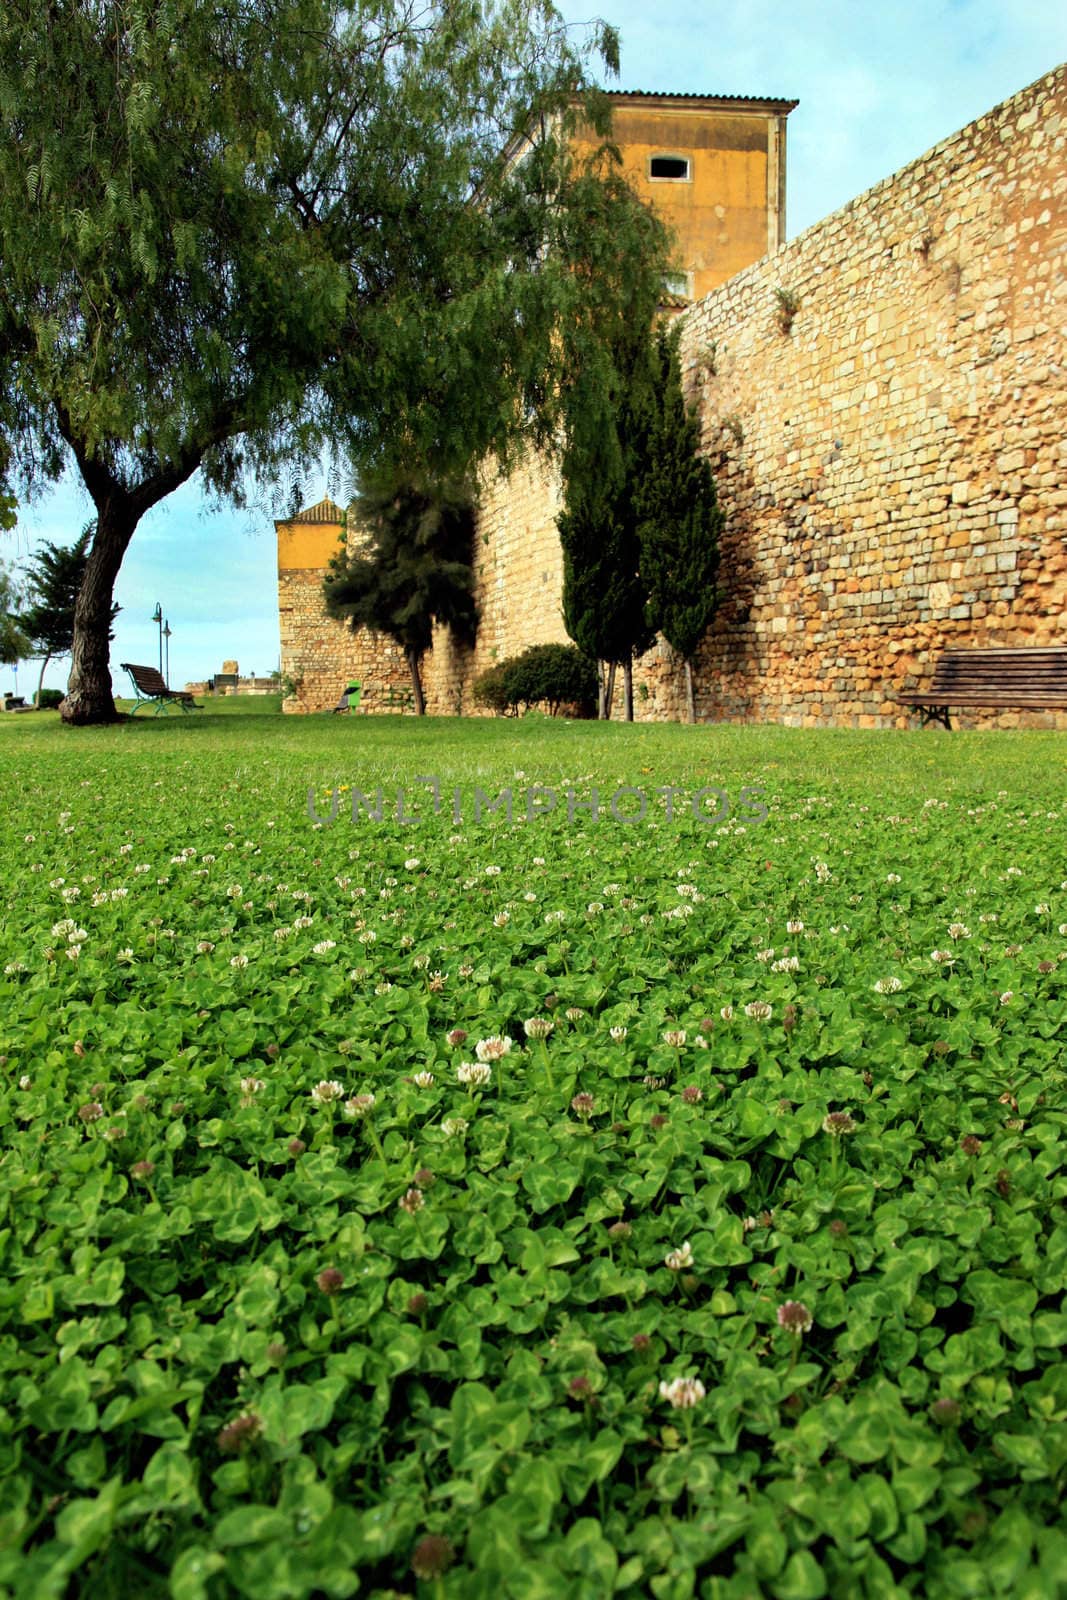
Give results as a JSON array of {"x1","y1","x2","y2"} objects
[{"x1": 345, "y1": 681, "x2": 362, "y2": 710}]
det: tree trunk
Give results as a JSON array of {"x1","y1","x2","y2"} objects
[
  {"x1": 623, "y1": 659, "x2": 634, "y2": 722},
  {"x1": 34, "y1": 653, "x2": 52, "y2": 709},
  {"x1": 62, "y1": 504, "x2": 138, "y2": 725},
  {"x1": 602, "y1": 661, "x2": 617, "y2": 720},
  {"x1": 685, "y1": 658, "x2": 696, "y2": 724},
  {"x1": 406, "y1": 648, "x2": 426, "y2": 716}
]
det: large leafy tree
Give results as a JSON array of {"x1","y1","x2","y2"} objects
[
  {"x1": 323, "y1": 465, "x2": 478, "y2": 714},
  {"x1": 637, "y1": 325, "x2": 722, "y2": 722},
  {"x1": 18, "y1": 523, "x2": 120, "y2": 706},
  {"x1": 0, "y1": 1, "x2": 666, "y2": 724}
]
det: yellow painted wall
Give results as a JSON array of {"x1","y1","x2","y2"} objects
[
  {"x1": 277, "y1": 521, "x2": 342, "y2": 572},
  {"x1": 571, "y1": 99, "x2": 788, "y2": 300}
]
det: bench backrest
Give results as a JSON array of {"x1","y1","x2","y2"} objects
[
  {"x1": 928, "y1": 647, "x2": 1067, "y2": 699},
  {"x1": 122, "y1": 663, "x2": 171, "y2": 696}
]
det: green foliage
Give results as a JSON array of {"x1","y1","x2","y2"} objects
[
  {"x1": 0, "y1": 559, "x2": 28, "y2": 664},
  {"x1": 0, "y1": 0, "x2": 669, "y2": 721},
  {"x1": 18, "y1": 523, "x2": 119, "y2": 661},
  {"x1": 323, "y1": 465, "x2": 478, "y2": 711},
  {"x1": 637, "y1": 325, "x2": 723, "y2": 664},
  {"x1": 558, "y1": 325, "x2": 659, "y2": 673},
  {"x1": 473, "y1": 643, "x2": 597, "y2": 716},
  {"x1": 0, "y1": 716, "x2": 1065, "y2": 1594},
  {"x1": 34, "y1": 687, "x2": 64, "y2": 710}
]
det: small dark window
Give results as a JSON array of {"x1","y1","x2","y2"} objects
[{"x1": 650, "y1": 155, "x2": 690, "y2": 180}]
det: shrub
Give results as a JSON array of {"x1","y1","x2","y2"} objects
[
  {"x1": 36, "y1": 688, "x2": 64, "y2": 710},
  {"x1": 471, "y1": 662, "x2": 514, "y2": 716},
  {"x1": 473, "y1": 644, "x2": 597, "y2": 717}
]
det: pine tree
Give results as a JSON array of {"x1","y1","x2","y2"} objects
[
  {"x1": 324, "y1": 465, "x2": 478, "y2": 715},
  {"x1": 0, "y1": 562, "x2": 27, "y2": 668},
  {"x1": 18, "y1": 524, "x2": 119, "y2": 705},
  {"x1": 637, "y1": 325, "x2": 723, "y2": 722}
]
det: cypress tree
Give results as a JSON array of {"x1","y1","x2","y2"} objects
[{"x1": 637, "y1": 325, "x2": 722, "y2": 722}]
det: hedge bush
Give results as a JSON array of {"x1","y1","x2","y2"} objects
[{"x1": 472, "y1": 644, "x2": 597, "y2": 717}]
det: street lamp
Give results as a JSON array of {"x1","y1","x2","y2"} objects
[
  {"x1": 163, "y1": 620, "x2": 172, "y2": 685},
  {"x1": 151, "y1": 603, "x2": 163, "y2": 676}
]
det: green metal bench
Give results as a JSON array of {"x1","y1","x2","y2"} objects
[{"x1": 122, "y1": 663, "x2": 203, "y2": 715}]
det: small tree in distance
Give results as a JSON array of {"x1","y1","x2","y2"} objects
[
  {"x1": 18, "y1": 524, "x2": 120, "y2": 706},
  {"x1": 324, "y1": 466, "x2": 478, "y2": 715},
  {"x1": 0, "y1": 560, "x2": 28, "y2": 669},
  {"x1": 637, "y1": 324, "x2": 723, "y2": 722}
]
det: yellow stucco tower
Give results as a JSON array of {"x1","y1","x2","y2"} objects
[{"x1": 576, "y1": 92, "x2": 796, "y2": 304}]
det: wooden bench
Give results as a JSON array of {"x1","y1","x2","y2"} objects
[
  {"x1": 896, "y1": 647, "x2": 1067, "y2": 729},
  {"x1": 121, "y1": 663, "x2": 203, "y2": 715}
]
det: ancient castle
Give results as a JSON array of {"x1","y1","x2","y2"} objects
[{"x1": 277, "y1": 65, "x2": 1066, "y2": 728}]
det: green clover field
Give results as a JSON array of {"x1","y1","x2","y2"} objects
[{"x1": 1, "y1": 704, "x2": 1065, "y2": 1600}]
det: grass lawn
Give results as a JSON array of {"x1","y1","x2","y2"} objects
[{"x1": 1, "y1": 708, "x2": 1065, "y2": 1599}]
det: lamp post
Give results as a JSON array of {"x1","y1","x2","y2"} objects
[
  {"x1": 163, "y1": 620, "x2": 172, "y2": 686},
  {"x1": 151, "y1": 603, "x2": 163, "y2": 676}
]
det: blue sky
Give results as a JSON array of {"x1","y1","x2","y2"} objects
[{"x1": 4, "y1": 1, "x2": 1064, "y2": 696}]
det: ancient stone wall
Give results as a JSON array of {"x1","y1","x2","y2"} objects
[
  {"x1": 281, "y1": 67, "x2": 1066, "y2": 727},
  {"x1": 675, "y1": 63, "x2": 1067, "y2": 727}
]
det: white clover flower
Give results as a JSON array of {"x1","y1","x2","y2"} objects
[
  {"x1": 374, "y1": 982, "x2": 393, "y2": 996},
  {"x1": 947, "y1": 923, "x2": 971, "y2": 940},
  {"x1": 662, "y1": 1030, "x2": 687, "y2": 1048},
  {"x1": 524, "y1": 1018, "x2": 553, "y2": 1041},
  {"x1": 227, "y1": 885, "x2": 243, "y2": 899},
  {"x1": 720, "y1": 1005, "x2": 734, "y2": 1021},
  {"x1": 5, "y1": 961, "x2": 28, "y2": 975},
  {"x1": 659, "y1": 1375, "x2": 705, "y2": 1409},
  {"x1": 196, "y1": 940, "x2": 216, "y2": 954},
  {"x1": 886, "y1": 873, "x2": 901, "y2": 884},
  {"x1": 342, "y1": 1093, "x2": 376, "y2": 1119},
  {"x1": 91, "y1": 891, "x2": 109, "y2": 907},
  {"x1": 1035, "y1": 902, "x2": 1050, "y2": 915},
  {"x1": 475, "y1": 1036, "x2": 512, "y2": 1062},
  {"x1": 786, "y1": 919, "x2": 804, "y2": 934},
  {"x1": 61, "y1": 886, "x2": 80, "y2": 902},
  {"x1": 755, "y1": 948, "x2": 775, "y2": 963},
  {"x1": 312, "y1": 940, "x2": 337, "y2": 954},
  {"x1": 771, "y1": 956, "x2": 800, "y2": 973},
  {"x1": 458, "y1": 963, "x2": 474, "y2": 978},
  {"x1": 441, "y1": 1116, "x2": 468, "y2": 1137},
  {"x1": 813, "y1": 862, "x2": 831, "y2": 882},
  {"x1": 398, "y1": 1187, "x2": 424, "y2": 1214},
  {"x1": 457, "y1": 1061, "x2": 492, "y2": 1087},
  {"x1": 999, "y1": 991, "x2": 1013, "y2": 1005},
  {"x1": 405, "y1": 858, "x2": 420, "y2": 870},
  {"x1": 230, "y1": 954, "x2": 249, "y2": 969},
  {"x1": 492, "y1": 911, "x2": 510, "y2": 927},
  {"x1": 358, "y1": 930, "x2": 376, "y2": 944},
  {"x1": 484, "y1": 865, "x2": 501, "y2": 876},
  {"x1": 930, "y1": 949, "x2": 955, "y2": 964},
  {"x1": 117, "y1": 948, "x2": 134, "y2": 961},
  {"x1": 523, "y1": 892, "x2": 537, "y2": 903},
  {"x1": 745, "y1": 1001, "x2": 772, "y2": 1020},
  {"x1": 19, "y1": 1075, "x2": 31, "y2": 1089},
  {"x1": 240, "y1": 1077, "x2": 266, "y2": 1095},
  {"x1": 293, "y1": 915, "x2": 314, "y2": 929},
  {"x1": 544, "y1": 909, "x2": 566, "y2": 925},
  {"x1": 586, "y1": 902, "x2": 604, "y2": 915},
  {"x1": 694, "y1": 1034, "x2": 709, "y2": 1049},
  {"x1": 411, "y1": 1071, "x2": 435, "y2": 1088},
  {"x1": 608, "y1": 1025, "x2": 628, "y2": 1043},
  {"x1": 311, "y1": 1080, "x2": 346, "y2": 1105},
  {"x1": 873, "y1": 976, "x2": 903, "y2": 995},
  {"x1": 664, "y1": 1240, "x2": 694, "y2": 1271}
]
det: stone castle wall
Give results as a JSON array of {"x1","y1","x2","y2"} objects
[
  {"x1": 281, "y1": 66, "x2": 1066, "y2": 727},
  {"x1": 674, "y1": 63, "x2": 1067, "y2": 727}
]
